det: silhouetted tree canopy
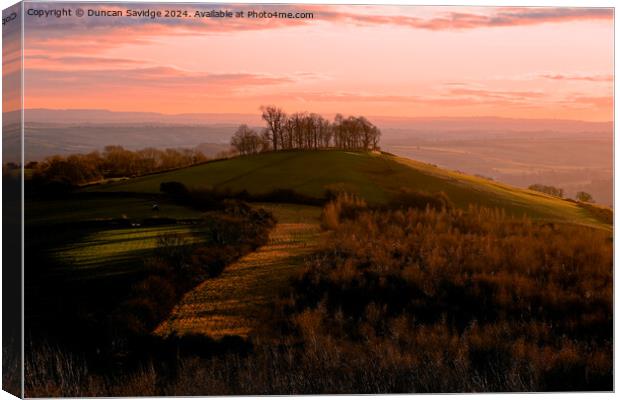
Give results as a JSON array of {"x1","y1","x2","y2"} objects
[
  {"x1": 236, "y1": 106, "x2": 381, "y2": 154},
  {"x1": 230, "y1": 125, "x2": 266, "y2": 155},
  {"x1": 576, "y1": 191, "x2": 594, "y2": 203},
  {"x1": 528, "y1": 184, "x2": 564, "y2": 198},
  {"x1": 32, "y1": 145, "x2": 208, "y2": 186},
  {"x1": 260, "y1": 105, "x2": 287, "y2": 151}
]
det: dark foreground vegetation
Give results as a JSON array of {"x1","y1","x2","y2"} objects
[
  {"x1": 23, "y1": 189, "x2": 612, "y2": 395},
  {"x1": 281, "y1": 195, "x2": 612, "y2": 391},
  {"x1": 24, "y1": 192, "x2": 275, "y2": 396}
]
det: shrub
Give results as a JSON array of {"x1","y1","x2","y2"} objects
[
  {"x1": 575, "y1": 191, "x2": 594, "y2": 203},
  {"x1": 155, "y1": 233, "x2": 193, "y2": 272},
  {"x1": 284, "y1": 206, "x2": 612, "y2": 391},
  {"x1": 388, "y1": 188, "x2": 452, "y2": 211},
  {"x1": 133, "y1": 276, "x2": 178, "y2": 312},
  {"x1": 191, "y1": 245, "x2": 239, "y2": 279},
  {"x1": 117, "y1": 298, "x2": 160, "y2": 336},
  {"x1": 160, "y1": 181, "x2": 190, "y2": 199},
  {"x1": 251, "y1": 188, "x2": 323, "y2": 205},
  {"x1": 528, "y1": 184, "x2": 563, "y2": 198},
  {"x1": 321, "y1": 193, "x2": 367, "y2": 230}
]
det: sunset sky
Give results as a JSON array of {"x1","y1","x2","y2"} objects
[{"x1": 12, "y1": 3, "x2": 615, "y2": 121}]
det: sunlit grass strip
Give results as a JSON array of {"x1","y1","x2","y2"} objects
[
  {"x1": 156, "y1": 204, "x2": 323, "y2": 339},
  {"x1": 53, "y1": 225, "x2": 208, "y2": 271}
]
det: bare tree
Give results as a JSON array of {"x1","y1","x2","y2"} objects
[
  {"x1": 371, "y1": 125, "x2": 381, "y2": 150},
  {"x1": 317, "y1": 115, "x2": 332, "y2": 148},
  {"x1": 231, "y1": 125, "x2": 262, "y2": 155},
  {"x1": 260, "y1": 105, "x2": 287, "y2": 151},
  {"x1": 283, "y1": 118, "x2": 294, "y2": 150},
  {"x1": 260, "y1": 128, "x2": 272, "y2": 152},
  {"x1": 252, "y1": 106, "x2": 380, "y2": 152}
]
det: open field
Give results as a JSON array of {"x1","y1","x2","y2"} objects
[
  {"x1": 155, "y1": 203, "x2": 323, "y2": 338},
  {"x1": 26, "y1": 196, "x2": 205, "y2": 226},
  {"x1": 51, "y1": 225, "x2": 208, "y2": 278},
  {"x1": 88, "y1": 150, "x2": 610, "y2": 229},
  {"x1": 24, "y1": 192, "x2": 276, "y2": 362},
  {"x1": 88, "y1": 151, "x2": 384, "y2": 200},
  {"x1": 24, "y1": 194, "x2": 211, "y2": 339},
  {"x1": 26, "y1": 195, "x2": 208, "y2": 280}
]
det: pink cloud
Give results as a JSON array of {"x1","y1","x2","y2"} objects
[
  {"x1": 266, "y1": 89, "x2": 612, "y2": 114},
  {"x1": 448, "y1": 87, "x2": 545, "y2": 100},
  {"x1": 564, "y1": 95, "x2": 613, "y2": 108},
  {"x1": 540, "y1": 74, "x2": 613, "y2": 82},
  {"x1": 25, "y1": 65, "x2": 301, "y2": 97},
  {"x1": 270, "y1": 91, "x2": 539, "y2": 108},
  {"x1": 21, "y1": 6, "x2": 613, "y2": 70},
  {"x1": 23, "y1": 6, "x2": 613, "y2": 48},
  {"x1": 25, "y1": 54, "x2": 148, "y2": 70},
  {"x1": 313, "y1": 6, "x2": 612, "y2": 31}
]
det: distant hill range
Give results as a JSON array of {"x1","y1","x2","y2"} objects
[
  {"x1": 16, "y1": 109, "x2": 264, "y2": 126},
  {"x1": 9, "y1": 108, "x2": 612, "y2": 134},
  {"x1": 3, "y1": 108, "x2": 611, "y2": 158},
  {"x1": 3, "y1": 109, "x2": 612, "y2": 206},
  {"x1": 18, "y1": 123, "x2": 234, "y2": 160}
]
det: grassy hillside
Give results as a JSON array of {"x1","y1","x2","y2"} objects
[
  {"x1": 26, "y1": 196, "x2": 204, "y2": 226},
  {"x1": 88, "y1": 150, "x2": 610, "y2": 229}
]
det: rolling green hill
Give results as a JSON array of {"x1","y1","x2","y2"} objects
[{"x1": 88, "y1": 150, "x2": 610, "y2": 229}]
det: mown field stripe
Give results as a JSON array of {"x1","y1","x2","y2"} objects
[{"x1": 155, "y1": 203, "x2": 323, "y2": 339}]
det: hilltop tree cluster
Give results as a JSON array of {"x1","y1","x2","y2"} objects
[
  {"x1": 31, "y1": 145, "x2": 208, "y2": 186},
  {"x1": 230, "y1": 106, "x2": 381, "y2": 155}
]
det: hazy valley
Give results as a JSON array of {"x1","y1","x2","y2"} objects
[{"x1": 11, "y1": 109, "x2": 613, "y2": 206}]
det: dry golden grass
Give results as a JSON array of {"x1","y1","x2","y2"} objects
[{"x1": 155, "y1": 203, "x2": 323, "y2": 338}]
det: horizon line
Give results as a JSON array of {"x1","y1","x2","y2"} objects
[{"x1": 8, "y1": 108, "x2": 614, "y2": 124}]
